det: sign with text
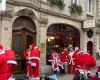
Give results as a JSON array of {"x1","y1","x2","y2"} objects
[
  {"x1": 0, "y1": 0, "x2": 6, "y2": 11},
  {"x1": 83, "y1": 20, "x2": 95, "y2": 28}
]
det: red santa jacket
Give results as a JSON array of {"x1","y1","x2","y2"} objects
[
  {"x1": 0, "y1": 51, "x2": 8, "y2": 74},
  {"x1": 60, "y1": 51, "x2": 68, "y2": 63},
  {"x1": 23, "y1": 46, "x2": 40, "y2": 79},
  {"x1": 0, "y1": 47, "x2": 8, "y2": 80},
  {"x1": 77, "y1": 53, "x2": 96, "y2": 70},
  {"x1": 49, "y1": 52, "x2": 60, "y2": 71},
  {"x1": 6, "y1": 50, "x2": 17, "y2": 79},
  {"x1": 68, "y1": 51, "x2": 78, "y2": 65}
]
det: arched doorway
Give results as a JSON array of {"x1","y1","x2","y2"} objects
[
  {"x1": 12, "y1": 16, "x2": 36, "y2": 73},
  {"x1": 87, "y1": 41, "x2": 93, "y2": 55},
  {"x1": 46, "y1": 24, "x2": 80, "y2": 64}
]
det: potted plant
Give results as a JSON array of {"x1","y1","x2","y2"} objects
[
  {"x1": 47, "y1": 0, "x2": 65, "y2": 10},
  {"x1": 69, "y1": 3, "x2": 83, "y2": 16}
]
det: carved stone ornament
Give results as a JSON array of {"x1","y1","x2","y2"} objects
[
  {"x1": 15, "y1": 9, "x2": 36, "y2": 19},
  {"x1": 0, "y1": 10, "x2": 13, "y2": 18},
  {"x1": 96, "y1": 27, "x2": 100, "y2": 34},
  {"x1": 39, "y1": 17, "x2": 48, "y2": 24}
]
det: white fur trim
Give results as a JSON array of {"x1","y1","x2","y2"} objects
[
  {"x1": 84, "y1": 53, "x2": 89, "y2": 54},
  {"x1": 29, "y1": 57, "x2": 40, "y2": 60},
  {"x1": 79, "y1": 70, "x2": 85, "y2": 75},
  {"x1": 31, "y1": 63, "x2": 36, "y2": 66},
  {"x1": 34, "y1": 46, "x2": 38, "y2": 49},
  {"x1": 34, "y1": 77, "x2": 39, "y2": 79},
  {"x1": 49, "y1": 60, "x2": 53, "y2": 62},
  {"x1": 7, "y1": 60, "x2": 17, "y2": 65},
  {"x1": 8, "y1": 77, "x2": 15, "y2": 80},
  {"x1": 0, "y1": 49, "x2": 5, "y2": 54},
  {"x1": 98, "y1": 72, "x2": 100, "y2": 78},
  {"x1": 53, "y1": 68, "x2": 59, "y2": 71},
  {"x1": 29, "y1": 77, "x2": 39, "y2": 80},
  {"x1": 87, "y1": 71, "x2": 91, "y2": 73},
  {"x1": 77, "y1": 51, "x2": 83, "y2": 54}
]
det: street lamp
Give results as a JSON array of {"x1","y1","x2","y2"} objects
[{"x1": 51, "y1": 36, "x2": 54, "y2": 40}]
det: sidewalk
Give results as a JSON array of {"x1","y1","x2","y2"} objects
[
  {"x1": 58, "y1": 74, "x2": 74, "y2": 80},
  {"x1": 15, "y1": 59, "x2": 100, "y2": 80},
  {"x1": 57, "y1": 59, "x2": 100, "y2": 80}
]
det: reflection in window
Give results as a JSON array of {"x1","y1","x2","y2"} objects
[{"x1": 13, "y1": 35, "x2": 21, "y2": 56}]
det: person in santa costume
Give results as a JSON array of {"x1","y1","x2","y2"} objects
[
  {"x1": 67, "y1": 47, "x2": 78, "y2": 74},
  {"x1": 93, "y1": 64, "x2": 100, "y2": 80},
  {"x1": 59, "y1": 48, "x2": 68, "y2": 74},
  {"x1": 6, "y1": 49, "x2": 17, "y2": 80},
  {"x1": 49, "y1": 50, "x2": 60, "y2": 74},
  {"x1": 88, "y1": 64, "x2": 100, "y2": 80},
  {"x1": 23, "y1": 43, "x2": 40, "y2": 80},
  {"x1": 74, "y1": 48, "x2": 96, "y2": 80},
  {"x1": 0, "y1": 44, "x2": 8, "y2": 80}
]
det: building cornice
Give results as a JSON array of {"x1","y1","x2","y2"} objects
[{"x1": 7, "y1": 0, "x2": 84, "y2": 22}]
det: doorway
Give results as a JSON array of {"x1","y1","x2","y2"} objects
[
  {"x1": 12, "y1": 16, "x2": 36, "y2": 73},
  {"x1": 87, "y1": 41, "x2": 93, "y2": 55},
  {"x1": 47, "y1": 24, "x2": 80, "y2": 51},
  {"x1": 46, "y1": 24, "x2": 80, "y2": 65}
]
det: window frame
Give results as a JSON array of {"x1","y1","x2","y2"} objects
[{"x1": 87, "y1": 0, "x2": 93, "y2": 14}]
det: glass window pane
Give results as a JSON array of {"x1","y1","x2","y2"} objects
[
  {"x1": 13, "y1": 35, "x2": 21, "y2": 56},
  {"x1": 87, "y1": 0, "x2": 92, "y2": 13},
  {"x1": 89, "y1": 0, "x2": 92, "y2": 12}
]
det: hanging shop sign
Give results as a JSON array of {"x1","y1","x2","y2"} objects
[{"x1": 83, "y1": 20, "x2": 95, "y2": 28}]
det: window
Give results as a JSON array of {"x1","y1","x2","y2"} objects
[
  {"x1": 71, "y1": 0, "x2": 79, "y2": 5},
  {"x1": 87, "y1": 0, "x2": 92, "y2": 13}
]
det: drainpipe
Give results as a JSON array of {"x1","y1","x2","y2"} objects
[{"x1": 93, "y1": 22, "x2": 96, "y2": 58}]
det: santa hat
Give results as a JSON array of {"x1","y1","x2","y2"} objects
[
  {"x1": 76, "y1": 48, "x2": 83, "y2": 54},
  {"x1": 0, "y1": 44, "x2": 3, "y2": 50},
  {"x1": 97, "y1": 64, "x2": 100, "y2": 68},
  {"x1": 64, "y1": 48, "x2": 67, "y2": 51},
  {"x1": 75, "y1": 65, "x2": 81, "y2": 70},
  {"x1": 29, "y1": 43, "x2": 35, "y2": 50},
  {"x1": 0, "y1": 44, "x2": 5, "y2": 54},
  {"x1": 53, "y1": 51, "x2": 57, "y2": 55}
]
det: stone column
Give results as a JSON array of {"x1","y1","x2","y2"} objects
[
  {"x1": 83, "y1": 30, "x2": 88, "y2": 53},
  {"x1": 0, "y1": 11, "x2": 13, "y2": 49},
  {"x1": 39, "y1": 14, "x2": 48, "y2": 74}
]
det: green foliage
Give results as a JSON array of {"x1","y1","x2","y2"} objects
[
  {"x1": 69, "y1": 3, "x2": 83, "y2": 16},
  {"x1": 47, "y1": 0, "x2": 65, "y2": 10}
]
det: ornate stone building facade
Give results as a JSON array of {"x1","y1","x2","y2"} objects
[{"x1": 0, "y1": 0, "x2": 99, "y2": 74}]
